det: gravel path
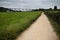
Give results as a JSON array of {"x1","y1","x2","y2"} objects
[{"x1": 16, "y1": 12, "x2": 58, "y2": 40}]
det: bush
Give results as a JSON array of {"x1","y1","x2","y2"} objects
[{"x1": 45, "y1": 11, "x2": 60, "y2": 40}]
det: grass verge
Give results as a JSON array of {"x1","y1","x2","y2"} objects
[
  {"x1": 45, "y1": 11, "x2": 60, "y2": 40},
  {"x1": 0, "y1": 11, "x2": 42, "y2": 40}
]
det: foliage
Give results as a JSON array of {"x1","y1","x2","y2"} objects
[{"x1": 45, "y1": 11, "x2": 60, "y2": 40}]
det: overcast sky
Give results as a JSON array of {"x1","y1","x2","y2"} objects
[{"x1": 0, "y1": 0, "x2": 60, "y2": 9}]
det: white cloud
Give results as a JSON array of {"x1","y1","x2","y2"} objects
[{"x1": 0, "y1": 0, "x2": 60, "y2": 9}]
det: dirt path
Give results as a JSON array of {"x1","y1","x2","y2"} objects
[{"x1": 16, "y1": 12, "x2": 58, "y2": 40}]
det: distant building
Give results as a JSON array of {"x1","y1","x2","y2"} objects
[{"x1": 54, "y1": 6, "x2": 57, "y2": 10}]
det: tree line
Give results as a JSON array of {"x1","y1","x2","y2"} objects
[{"x1": 0, "y1": 6, "x2": 60, "y2": 12}]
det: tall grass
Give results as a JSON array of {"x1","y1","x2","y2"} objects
[
  {"x1": 45, "y1": 11, "x2": 60, "y2": 40},
  {"x1": 0, "y1": 11, "x2": 42, "y2": 40}
]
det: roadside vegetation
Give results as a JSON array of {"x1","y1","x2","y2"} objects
[
  {"x1": 0, "y1": 11, "x2": 42, "y2": 40},
  {"x1": 45, "y1": 11, "x2": 60, "y2": 40}
]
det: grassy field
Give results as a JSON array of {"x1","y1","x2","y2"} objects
[
  {"x1": 45, "y1": 11, "x2": 60, "y2": 40},
  {"x1": 0, "y1": 11, "x2": 42, "y2": 40}
]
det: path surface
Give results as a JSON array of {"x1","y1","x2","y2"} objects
[{"x1": 16, "y1": 12, "x2": 58, "y2": 40}]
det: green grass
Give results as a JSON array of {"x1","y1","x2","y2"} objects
[
  {"x1": 45, "y1": 11, "x2": 60, "y2": 40},
  {"x1": 0, "y1": 11, "x2": 42, "y2": 40}
]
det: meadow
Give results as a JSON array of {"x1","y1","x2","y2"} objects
[
  {"x1": 0, "y1": 11, "x2": 42, "y2": 40},
  {"x1": 45, "y1": 11, "x2": 60, "y2": 40}
]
